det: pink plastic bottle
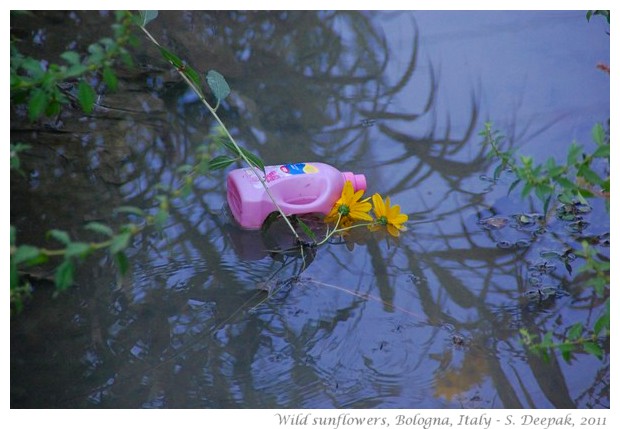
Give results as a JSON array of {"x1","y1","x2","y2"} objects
[{"x1": 226, "y1": 162, "x2": 367, "y2": 229}]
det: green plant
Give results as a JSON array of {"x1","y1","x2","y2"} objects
[
  {"x1": 480, "y1": 122, "x2": 609, "y2": 216},
  {"x1": 10, "y1": 11, "x2": 136, "y2": 121},
  {"x1": 481, "y1": 122, "x2": 609, "y2": 362}
]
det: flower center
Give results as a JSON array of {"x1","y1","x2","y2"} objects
[
  {"x1": 378, "y1": 216, "x2": 388, "y2": 225},
  {"x1": 338, "y1": 204, "x2": 350, "y2": 216}
]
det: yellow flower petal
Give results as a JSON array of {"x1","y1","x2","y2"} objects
[
  {"x1": 369, "y1": 193, "x2": 408, "y2": 237},
  {"x1": 324, "y1": 180, "x2": 373, "y2": 227}
]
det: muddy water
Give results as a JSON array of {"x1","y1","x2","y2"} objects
[{"x1": 10, "y1": 11, "x2": 609, "y2": 408}]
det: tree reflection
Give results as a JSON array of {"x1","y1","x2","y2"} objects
[{"x1": 10, "y1": 11, "x2": 608, "y2": 409}]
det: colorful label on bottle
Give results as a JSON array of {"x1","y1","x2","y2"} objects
[
  {"x1": 243, "y1": 163, "x2": 319, "y2": 189},
  {"x1": 280, "y1": 163, "x2": 319, "y2": 175}
]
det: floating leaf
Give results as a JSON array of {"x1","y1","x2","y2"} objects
[
  {"x1": 138, "y1": 10, "x2": 159, "y2": 27},
  {"x1": 78, "y1": 80, "x2": 96, "y2": 114},
  {"x1": 206, "y1": 70, "x2": 231, "y2": 101}
]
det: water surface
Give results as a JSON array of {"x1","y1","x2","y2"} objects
[{"x1": 10, "y1": 10, "x2": 610, "y2": 408}]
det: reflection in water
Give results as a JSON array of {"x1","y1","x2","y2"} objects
[{"x1": 11, "y1": 11, "x2": 609, "y2": 408}]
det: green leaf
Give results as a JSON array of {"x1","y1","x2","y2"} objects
[
  {"x1": 65, "y1": 64, "x2": 88, "y2": 78},
  {"x1": 115, "y1": 251, "x2": 129, "y2": 275},
  {"x1": 65, "y1": 242, "x2": 92, "y2": 259},
  {"x1": 54, "y1": 260, "x2": 75, "y2": 291},
  {"x1": 84, "y1": 222, "x2": 114, "y2": 237},
  {"x1": 577, "y1": 164, "x2": 603, "y2": 185},
  {"x1": 60, "y1": 51, "x2": 81, "y2": 65},
  {"x1": 567, "y1": 142, "x2": 582, "y2": 166},
  {"x1": 206, "y1": 70, "x2": 231, "y2": 101},
  {"x1": 557, "y1": 193, "x2": 573, "y2": 204},
  {"x1": 176, "y1": 164, "x2": 194, "y2": 174},
  {"x1": 28, "y1": 88, "x2": 49, "y2": 121},
  {"x1": 492, "y1": 164, "x2": 503, "y2": 181},
  {"x1": 592, "y1": 144, "x2": 609, "y2": 159},
  {"x1": 102, "y1": 66, "x2": 118, "y2": 91},
  {"x1": 12, "y1": 245, "x2": 41, "y2": 265},
  {"x1": 184, "y1": 64, "x2": 203, "y2": 90},
  {"x1": 109, "y1": 232, "x2": 132, "y2": 254},
  {"x1": 153, "y1": 209, "x2": 169, "y2": 230},
  {"x1": 567, "y1": 322, "x2": 583, "y2": 341},
  {"x1": 508, "y1": 179, "x2": 521, "y2": 195},
  {"x1": 555, "y1": 177, "x2": 578, "y2": 193},
  {"x1": 534, "y1": 183, "x2": 553, "y2": 202},
  {"x1": 241, "y1": 147, "x2": 265, "y2": 172},
  {"x1": 114, "y1": 206, "x2": 145, "y2": 217},
  {"x1": 45, "y1": 99, "x2": 61, "y2": 117},
  {"x1": 297, "y1": 218, "x2": 317, "y2": 243},
  {"x1": 558, "y1": 343, "x2": 574, "y2": 363},
  {"x1": 21, "y1": 57, "x2": 44, "y2": 77},
  {"x1": 220, "y1": 137, "x2": 265, "y2": 172},
  {"x1": 591, "y1": 123, "x2": 605, "y2": 146},
  {"x1": 520, "y1": 182, "x2": 533, "y2": 199},
  {"x1": 583, "y1": 341, "x2": 603, "y2": 359},
  {"x1": 541, "y1": 331, "x2": 554, "y2": 348},
  {"x1": 10, "y1": 143, "x2": 30, "y2": 171},
  {"x1": 138, "y1": 10, "x2": 159, "y2": 27},
  {"x1": 159, "y1": 46, "x2": 183, "y2": 69},
  {"x1": 48, "y1": 229, "x2": 71, "y2": 245},
  {"x1": 208, "y1": 155, "x2": 236, "y2": 171},
  {"x1": 594, "y1": 308, "x2": 610, "y2": 336},
  {"x1": 86, "y1": 43, "x2": 105, "y2": 64},
  {"x1": 78, "y1": 80, "x2": 96, "y2": 114}
]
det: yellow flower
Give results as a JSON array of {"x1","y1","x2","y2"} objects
[
  {"x1": 324, "y1": 180, "x2": 373, "y2": 227},
  {"x1": 369, "y1": 194, "x2": 408, "y2": 237}
]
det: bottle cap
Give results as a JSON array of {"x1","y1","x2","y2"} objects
[{"x1": 342, "y1": 172, "x2": 367, "y2": 192}]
